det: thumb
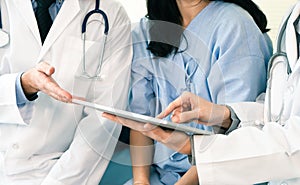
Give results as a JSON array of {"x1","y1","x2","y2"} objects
[{"x1": 36, "y1": 62, "x2": 55, "y2": 76}]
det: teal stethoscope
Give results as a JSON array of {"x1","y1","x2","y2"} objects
[
  {"x1": 266, "y1": 8, "x2": 293, "y2": 123},
  {"x1": 0, "y1": 0, "x2": 109, "y2": 79}
]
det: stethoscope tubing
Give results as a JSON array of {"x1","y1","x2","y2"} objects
[
  {"x1": 82, "y1": 0, "x2": 109, "y2": 35},
  {"x1": 80, "y1": 0, "x2": 109, "y2": 79},
  {"x1": 0, "y1": 6, "x2": 2, "y2": 29},
  {"x1": 267, "y1": 7, "x2": 294, "y2": 123}
]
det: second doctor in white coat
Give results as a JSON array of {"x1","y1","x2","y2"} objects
[
  {"x1": 103, "y1": 2, "x2": 300, "y2": 184},
  {"x1": 0, "y1": 0, "x2": 132, "y2": 184}
]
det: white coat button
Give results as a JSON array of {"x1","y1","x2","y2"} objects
[
  {"x1": 281, "y1": 182, "x2": 288, "y2": 185},
  {"x1": 12, "y1": 143, "x2": 19, "y2": 150}
]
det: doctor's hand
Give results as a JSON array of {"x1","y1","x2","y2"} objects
[
  {"x1": 158, "y1": 91, "x2": 232, "y2": 128},
  {"x1": 102, "y1": 113, "x2": 191, "y2": 154},
  {"x1": 21, "y1": 62, "x2": 72, "y2": 103}
]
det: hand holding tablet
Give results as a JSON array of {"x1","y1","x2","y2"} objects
[{"x1": 72, "y1": 99, "x2": 213, "y2": 135}]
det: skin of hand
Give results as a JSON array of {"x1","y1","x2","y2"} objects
[
  {"x1": 175, "y1": 166, "x2": 199, "y2": 185},
  {"x1": 102, "y1": 91, "x2": 232, "y2": 156},
  {"x1": 21, "y1": 62, "x2": 72, "y2": 103},
  {"x1": 102, "y1": 113, "x2": 191, "y2": 155},
  {"x1": 157, "y1": 91, "x2": 231, "y2": 128}
]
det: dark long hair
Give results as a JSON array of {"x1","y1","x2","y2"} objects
[{"x1": 146, "y1": 0, "x2": 269, "y2": 57}]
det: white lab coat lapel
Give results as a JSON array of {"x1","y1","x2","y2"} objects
[
  {"x1": 12, "y1": 0, "x2": 41, "y2": 44},
  {"x1": 38, "y1": 0, "x2": 81, "y2": 61},
  {"x1": 286, "y1": 3, "x2": 300, "y2": 72},
  {"x1": 293, "y1": 58, "x2": 300, "y2": 76}
]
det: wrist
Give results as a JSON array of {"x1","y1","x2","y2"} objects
[
  {"x1": 133, "y1": 175, "x2": 150, "y2": 185},
  {"x1": 221, "y1": 105, "x2": 232, "y2": 129},
  {"x1": 133, "y1": 181, "x2": 150, "y2": 185},
  {"x1": 21, "y1": 72, "x2": 39, "y2": 96}
]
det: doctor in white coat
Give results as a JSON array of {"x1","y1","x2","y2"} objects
[
  {"x1": 0, "y1": 0, "x2": 132, "y2": 184},
  {"x1": 103, "y1": 2, "x2": 300, "y2": 184}
]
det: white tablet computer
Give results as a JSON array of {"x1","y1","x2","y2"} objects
[{"x1": 72, "y1": 99, "x2": 213, "y2": 135}]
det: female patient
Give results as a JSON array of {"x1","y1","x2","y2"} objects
[{"x1": 126, "y1": 0, "x2": 272, "y2": 184}]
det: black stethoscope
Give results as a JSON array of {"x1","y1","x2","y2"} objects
[
  {"x1": 0, "y1": 0, "x2": 110, "y2": 79},
  {"x1": 79, "y1": 0, "x2": 110, "y2": 79},
  {"x1": 82, "y1": 0, "x2": 109, "y2": 35},
  {"x1": 0, "y1": 0, "x2": 110, "y2": 35}
]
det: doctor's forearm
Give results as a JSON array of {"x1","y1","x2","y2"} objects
[
  {"x1": 15, "y1": 73, "x2": 35, "y2": 105},
  {"x1": 194, "y1": 117, "x2": 300, "y2": 184},
  {"x1": 211, "y1": 105, "x2": 232, "y2": 134},
  {"x1": 211, "y1": 105, "x2": 243, "y2": 135},
  {"x1": 220, "y1": 105, "x2": 232, "y2": 129}
]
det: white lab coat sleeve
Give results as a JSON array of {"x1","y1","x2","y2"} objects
[
  {"x1": 0, "y1": 0, "x2": 32, "y2": 126},
  {"x1": 0, "y1": 71, "x2": 30, "y2": 125},
  {"x1": 41, "y1": 5, "x2": 132, "y2": 185},
  {"x1": 227, "y1": 101, "x2": 265, "y2": 126},
  {"x1": 194, "y1": 115, "x2": 300, "y2": 185}
]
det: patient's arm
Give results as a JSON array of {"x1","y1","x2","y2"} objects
[
  {"x1": 175, "y1": 166, "x2": 199, "y2": 185},
  {"x1": 131, "y1": 130, "x2": 154, "y2": 185}
]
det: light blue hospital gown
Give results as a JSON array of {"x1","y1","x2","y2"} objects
[{"x1": 126, "y1": 1, "x2": 273, "y2": 185}]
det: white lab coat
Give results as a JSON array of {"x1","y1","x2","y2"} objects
[
  {"x1": 195, "y1": 66, "x2": 300, "y2": 185},
  {"x1": 194, "y1": 17, "x2": 300, "y2": 185},
  {"x1": 0, "y1": 0, "x2": 132, "y2": 184}
]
